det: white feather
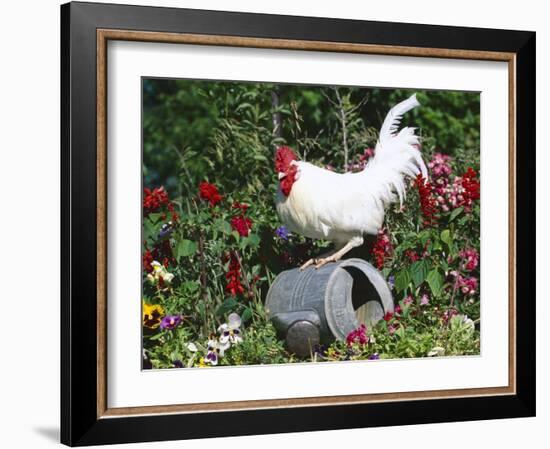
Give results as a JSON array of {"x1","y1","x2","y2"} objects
[{"x1": 275, "y1": 94, "x2": 426, "y2": 245}]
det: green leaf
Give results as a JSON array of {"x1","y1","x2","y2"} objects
[
  {"x1": 149, "y1": 332, "x2": 165, "y2": 341},
  {"x1": 395, "y1": 326, "x2": 405, "y2": 338},
  {"x1": 220, "y1": 221, "x2": 232, "y2": 235},
  {"x1": 410, "y1": 260, "x2": 429, "y2": 288},
  {"x1": 426, "y1": 269, "x2": 444, "y2": 297},
  {"x1": 143, "y1": 217, "x2": 158, "y2": 241},
  {"x1": 247, "y1": 234, "x2": 261, "y2": 248},
  {"x1": 216, "y1": 298, "x2": 238, "y2": 316},
  {"x1": 440, "y1": 229, "x2": 452, "y2": 246},
  {"x1": 182, "y1": 280, "x2": 200, "y2": 294},
  {"x1": 235, "y1": 102, "x2": 254, "y2": 112},
  {"x1": 449, "y1": 207, "x2": 464, "y2": 222},
  {"x1": 176, "y1": 239, "x2": 197, "y2": 259},
  {"x1": 241, "y1": 307, "x2": 253, "y2": 323},
  {"x1": 147, "y1": 212, "x2": 164, "y2": 224},
  {"x1": 394, "y1": 269, "x2": 411, "y2": 293},
  {"x1": 239, "y1": 237, "x2": 249, "y2": 251},
  {"x1": 418, "y1": 230, "x2": 432, "y2": 246}
]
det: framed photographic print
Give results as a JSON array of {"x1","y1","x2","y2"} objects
[{"x1": 60, "y1": 1, "x2": 536, "y2": 446}]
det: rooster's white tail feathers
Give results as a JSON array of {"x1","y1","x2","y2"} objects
[
  {"x1": 379, "y1": 94, "x2": 420, "y2": 143},
  {"x1": 363, "y1": 94, "x2": 427, "y2": 209}
]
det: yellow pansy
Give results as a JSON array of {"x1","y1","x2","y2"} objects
[{"x1": 143, "y1": 301, "x2": 165, "y2": 329}]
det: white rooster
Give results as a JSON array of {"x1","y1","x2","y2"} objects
[{"x1": 275, "y1": 94, "x2": 427, "y2": 270}]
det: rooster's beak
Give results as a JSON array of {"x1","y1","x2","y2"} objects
[{"x1": 278, "y1": 172, "x2": 286, "y2": 180}]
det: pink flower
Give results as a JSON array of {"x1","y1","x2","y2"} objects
[
  {"x1": 459, "y1": 248, "x2": 479, "y2": 272},
  {"x1": 442, "y1": 168, "x2": 480, "y2": 212},
  {"x1": 346, "y1": 324, "x2": 369, "y2": 345},
  {"x1": 360, "y1": 148, "x2": 375, "y2": 161},
  {"x1": 404, "y1": 295, "x2": 414, "y2": 306},
  {"x1": 428, "y1": 153, "x2": 453, "y2": 178},
  {"x1": 442, "y1": 308, "x2": 459, "y2": 324},
  {"x1": 451, "y1": 271, "x2": 478, "y2": 296},
  {"x1": 460, "y1": 277, "x2": 478, "y2": 295},
  {"x1": 420, "y1": 294, "x2": 430, "y2": 306}
]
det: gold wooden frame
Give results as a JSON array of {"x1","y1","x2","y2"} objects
[{"x1": 96, "y1": 29, "x2": 516, "y2": 419}]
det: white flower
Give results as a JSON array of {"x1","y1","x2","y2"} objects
[
  {"x1": 458, "y1": 314, "x2": 475, "y2": 331},
  {"x1": 147, "y1": 260, "x2": 175, "y2": 287},
  {"x1": 204, "y1": 339, "x2": 220, "y2": 365},
  {"x1": 218, "y1": 313, "x2": 243, "y2": 347},
  {"x1": 427, "y1": 346, "x2": 445, "y2": 357},
  {"x1": 186, "y1": 342, "x2": 198, "y2": 352}
]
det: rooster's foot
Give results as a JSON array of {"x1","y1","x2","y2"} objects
[
  {"x1": 300, "y1": 257, "x2": 337, "y2": 270},
  {"x1": 299, "y1": 258, "x2": 317, "y2": 271},
  {"x1": 299, "y1": 250, "x2": 337, "y2": 271},
  {"x1": 314, "y1": 254, "x2": 341, "y2": 269},
  {"x1": 303, "y1": 240, "x2": 359, "y2": 270}
]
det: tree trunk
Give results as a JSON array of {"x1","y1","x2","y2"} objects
[
  {"x1": 271, "y1": 87, "x2": 282, "y2": 141},
  {"x1": 334, "y1": 88, "x2": 349, "y2": 172}
]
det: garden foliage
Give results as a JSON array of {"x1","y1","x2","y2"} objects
[{"x1": 142, "y1": 80, "x2": 480, "y2": 368}]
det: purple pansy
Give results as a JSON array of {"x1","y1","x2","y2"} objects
[
  {"x1": 275, "y1": 225, "x2": 290, "y2": 241},
  {"x1": 158, "y1": 221, "x2": 173, "y2": 239},
  {"x1": 160, "y1": 315, "x2": 182, "y2": 330}
]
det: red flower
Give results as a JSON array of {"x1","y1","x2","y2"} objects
[
  {"x1": 143, "y1": 250, "x2": 154, "y2": 273},
  {"x1": 414, "y1": 175, "x2": 438, "y2": 226},
  {"x1": 372, "y1": 229, "x2": 392, "y2": 270},
  {"x1": 199, "y1": 182, "x2": 222, "y2": 207},
  {"x1": 383, "y1": 312, "x2": 394, "y2": 321},
  {"x1": 442, "y1": 168, "x2": 480, "y2": 212},
  {"x1": 405, "y1": 250, "x2": 420, "y2": 262},
  {"x1": 232, "y1": 202, "x2": 249, "y2": 212},
  {"x1": 166, "y1": 202, "x2": 180, "y2": 223},
  {"x1": 231, "y1": 216, "x2": 252, "y2": 237},
  {"x1": 143, "y1": 186, "x2": 179, "y2": 222},
  {"x1": 143, "y1": 186, "x2": 170, "y2": 216},
  {"x1": 225, "y1": 254, "x2": 245, "y2": 296},
  {"x1": 462, "y1": 167, "x2": 480, "y2": 203},
  {"x1": 151, "y1": 240, "x2": 175, "y2": 267}
]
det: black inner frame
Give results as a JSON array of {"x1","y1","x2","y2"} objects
[{"x1": 61, "y1": 2, "x2": 536, "y2": 446}]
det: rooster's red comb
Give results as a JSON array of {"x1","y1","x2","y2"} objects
[{"x1": 275, "y1": 146, "x2": 297, "y2": 173}]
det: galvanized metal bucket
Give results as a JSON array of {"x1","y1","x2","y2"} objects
[{"x1": 265, "y1": 258, "x2": 393, "y2": 356}]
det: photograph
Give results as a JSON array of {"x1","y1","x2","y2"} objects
[{"x1": 141, "y1": 79, "x2": 481, "y2": 369}]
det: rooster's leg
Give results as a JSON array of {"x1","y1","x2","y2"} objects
[
  {"x1": 314, "y1": 237, "x2": 364, "y2": 269},
  {"x1": 299, "y1": 249, "x2": 337, "y2": 271}
]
